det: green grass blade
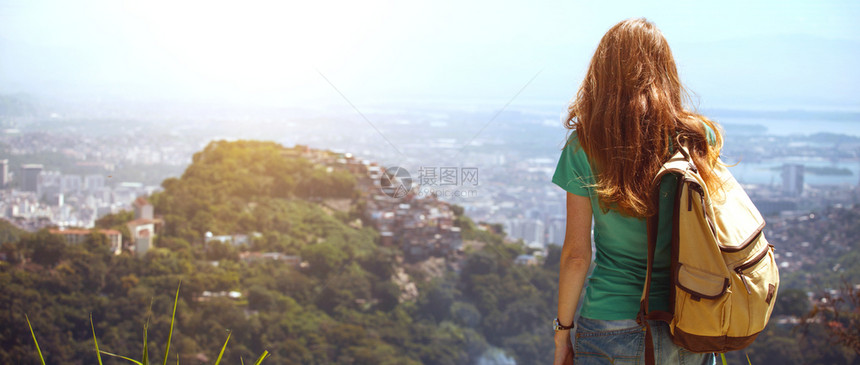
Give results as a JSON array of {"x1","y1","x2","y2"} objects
[
  {"x1": 746, "y1": 353, "x2": 752, "y2": 364},
  {"x1": 91, "y1": 314, "x2": 104, "y2": 365},
  {"x1": 25, "y1": 314, "x2": 46, "y2": 365},
  {"x1": 720, "y1": 353, "x2": 727, "y2": 365},
  {"x1": 214, "y1": 330, "x2": 232, "y2": 365},
  {"x1": 100, "y1": 350, "x2": 144, "y2": 365},
  {"x1": 253, "y1": 350, "x2": 270, "y2": 365},
  {"x1": 162, "y1": 280, "x2": 181, "y2": 365},
  {"x1": 240, "y1": 356, "x2": 245, "y2": 365},
  {"x1": 143, "y1": 298, "x2": 154, "y2": 365},
  {"x1": 142, "y1": 318, "x2": 150, "y2": 365}
]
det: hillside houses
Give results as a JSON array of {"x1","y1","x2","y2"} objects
[
  {"x1": 291, "y1": 145, "x2": 464, "y2": 262},
  {"x1": 366, "y1": 196, "x2": 462, "y2": 262}
]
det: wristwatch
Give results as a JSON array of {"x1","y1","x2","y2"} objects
[{"x1": 553, "y1": 318, "x2": 574, "y2": 332}]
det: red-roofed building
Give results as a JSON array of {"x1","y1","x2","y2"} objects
[
  {"x1": 128, "y1": 197, "x2": 161, "y2": 257},
  {"x1": 128, "y1": 218, "x2": 161, "y2": 257},
  {"x1": 133, "y1": 197, "x2": 154, "y2": 220},
  {"x1": 49, "y1": 228, "x2": 123, "y2": 255}
]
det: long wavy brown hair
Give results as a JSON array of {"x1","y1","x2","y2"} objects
[{"x1": 565, "y1": 18, "x2": 723, "y2": 218}]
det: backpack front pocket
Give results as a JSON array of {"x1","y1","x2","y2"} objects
[
  {"x1": 729, "y1": 244, "x2": 779, "y2": 336},
  {"x1": 673, "y1": 264, "x2": 731, "y2": 343}
]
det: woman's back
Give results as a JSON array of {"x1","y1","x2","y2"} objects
[
  {"x1": 553, "y1": 124, "x2": 717, "y2": 320},
  {"x1": 553, "y1": 132, "x2": 673, "y2": 320},
  {"x1": 552, "y1": 18, "x2": 720, "y2": 365}
]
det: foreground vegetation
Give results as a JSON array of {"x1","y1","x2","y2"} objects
[{"x1": 25, "y1": 281, "x2": 271, "y2": 365}]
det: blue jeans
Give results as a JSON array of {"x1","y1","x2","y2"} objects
[{"x1": 572, "y1": 316, "x2": 716, "y2": 365}]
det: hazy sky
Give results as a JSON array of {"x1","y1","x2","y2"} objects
[{"x1": 1, "y1": 0, "x2": 859, "y2": 110}]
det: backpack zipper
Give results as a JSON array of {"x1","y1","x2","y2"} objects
[
  {"x1": 733, "y1": 244, "x2": 774, "y2": 294},
  {"x1": 686, "y1": 182, "x2": 717, "y2": 237},
  {"x1": 685, "y1": 180, "x2": 767, "y2": 253},
  {"x1": 720, "y1": 224, "x2": 765, "y2": 253}
]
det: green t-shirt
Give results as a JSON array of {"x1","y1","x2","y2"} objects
[{"x1": 552, "y1": 127, "x2": 716, "y2": 320}]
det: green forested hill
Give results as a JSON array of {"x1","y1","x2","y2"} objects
[{"x1": 0, "y1": 140, "x2": 559, "y2": 364}]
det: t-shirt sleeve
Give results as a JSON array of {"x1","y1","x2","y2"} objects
[{"x1": 552, "y1": 136, "x2": 591, "y2": 197}]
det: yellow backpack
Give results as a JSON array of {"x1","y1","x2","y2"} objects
[{"x1": 638, "y1": 145, "x2": 780, "y2": 364}]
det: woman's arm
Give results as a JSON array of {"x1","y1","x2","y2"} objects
[{"x1": 554, "y1": 192, "x2": 593, "y2": 364}]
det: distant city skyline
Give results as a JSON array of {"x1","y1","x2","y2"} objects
[{"x1": 1, "y1": 0, "x2": 859, "y2": 111}]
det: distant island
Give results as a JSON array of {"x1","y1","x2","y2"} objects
[{"x1": 768, "y1": 165, "x2": 854, "y2": 176}]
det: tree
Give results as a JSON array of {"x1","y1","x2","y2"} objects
[
  {"x1": 799, "y1": 279, "x2": 860, "y2": 354},
  {"x1": 20, "y1": 230, "x2": 66, "y2": 267},
  {"x1": 95, "y1": 210, "x2": 133, "y2": 244},
  {"x1": 773, "y1": 288, "x2": 810, "y2": 317},
  {"x1": 95, "y1": 210, "x2": 134, "y2": 229},
  {"x1": 0, "y1": 219, "x2": 24, "y2": 245},
  {"x1": 301, "y1": 241, "x2": 347, "y2": 278},
  {"x1": 418, "y1": 277, "x2": 458, "y2": 322}
]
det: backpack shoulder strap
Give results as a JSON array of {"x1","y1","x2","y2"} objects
[
  {"x1": 640, "y1": 147, "x2": 694, "y2": 365},
  {"x1": 641, "y1": 148, "x2": 693, "y2": 306},
  {"x1": 640, "y1": 150, "x2": 689, "y2": 315},
  {"x1": 651, "y1": 148, "x2": 694, "y2": 186}
]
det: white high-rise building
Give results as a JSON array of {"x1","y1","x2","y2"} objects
[
  {"x1": 781, "y1": 164, "x2": 804, "y2": 197},
  {"x1": 547, "y1": 216, "x2": 566, "y2": 246},
  {"x1": 84, "y1": 174, "x2": 105, "y2": 192},
  {"x1": 20, "y1": 164, "x2": 43, "y2": 193},
  {"x1": 0, "y1": 159, "x2": 8, "y2": 188},
  {"x1": 524, "y1": 219, "x2": 545, "y2": 246},
  {"x1": 506, "y1": 218, "x2": 546, "y2": 246},
  {"x1": 61, "y1": 175, "x2": 83, "y2": 193}
]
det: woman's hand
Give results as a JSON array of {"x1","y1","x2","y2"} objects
[{"x1": 553, "y1": 330, "x2": 574, "y2": 365}]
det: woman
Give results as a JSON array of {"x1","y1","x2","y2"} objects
[{"x1": 551, "y1": 18, "x2": 721, "y2": 364}]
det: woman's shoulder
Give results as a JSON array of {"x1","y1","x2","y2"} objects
[
  {"x1": 554, "y1": 131, "x2": 595, "y2": 195},
  {"x1": 562, "y1": 131, "x2": 594, "y2": 165}
]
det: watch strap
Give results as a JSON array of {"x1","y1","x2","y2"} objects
[{"x1": 553, "y1": 318, "x2": 574, "y2": 331}]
